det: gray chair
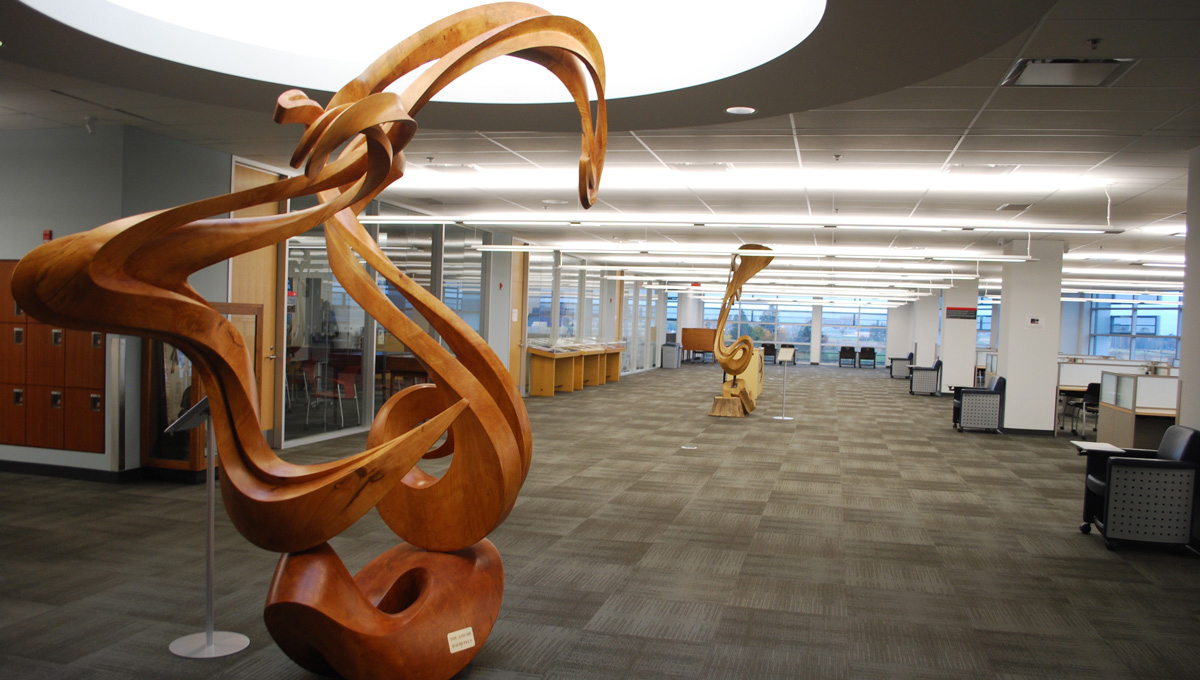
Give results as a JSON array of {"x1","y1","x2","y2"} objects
[
  {"x1": 1076, "y1": 425, "x2": 1200, "y2": 550},
  {"x1": 952, "y1": 376, "x2": 1004, "y2": 432},
  {"x1": 888, "y1": 352, "x2": 913, "y2": 379},
  {"x1": 909, "y1": 359, "x2": 942, "y2": 395}
]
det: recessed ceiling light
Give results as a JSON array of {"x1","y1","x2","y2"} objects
[{"x1": 725, "y1": 106, "x2": 757, "y2": 115}]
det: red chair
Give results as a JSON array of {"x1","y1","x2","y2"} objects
[{"x1": 313, "y1": 365, "x2": 361, "y2": 428}]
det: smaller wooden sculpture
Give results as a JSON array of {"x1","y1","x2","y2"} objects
[{"x1": 710, "y1": 244, "x2": 773, "y2": 417}]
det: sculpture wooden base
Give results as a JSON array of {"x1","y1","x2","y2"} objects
[
  {"x1": 709, "y1": 396, "x2": 746, "y2": 417},
  {"x1": 264, "y1": 539, "x2": 503, "y2": 680},
  {"x1": 710, "y1": 379, "x2": 757, "y2": 417}
]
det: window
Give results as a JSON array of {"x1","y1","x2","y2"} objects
[
  {"x1": 821, "y1": 305, "x2": 888, "y2": 366},
  {"x1": 976, "y1": 302, "x2": 993, "y2": 348},
  {"x1": 700, "y1": 299, "x2": 813, "y2": 358},
  {"x1": 1089, "y1": 296, "x2": 1180, "y2": 363}
]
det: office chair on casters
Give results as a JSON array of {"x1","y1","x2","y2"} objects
[
  {"x1": 1075, "y1": 425, "x2": 1200, "y2": 551},
  {"x1": 1064, "y1": 382, "x2": 1100, "y2": 439}
]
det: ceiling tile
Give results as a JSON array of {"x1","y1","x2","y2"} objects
[{"x1": 973, "y1": 110, "x2": 1175, "y2": 131}]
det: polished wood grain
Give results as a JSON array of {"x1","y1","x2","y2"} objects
[
  {"x1": 11, "y1": 4, "x2": 605, "y2": 679},
  {"x1": 710, "y1": 245, "x2": 772, "y2": 416}
]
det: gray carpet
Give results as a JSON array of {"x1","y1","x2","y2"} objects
[{"x1": 2, "y1": 363, "x2": 1199, "y2": 679}]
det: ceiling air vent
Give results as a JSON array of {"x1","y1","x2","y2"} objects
[
  {"x1": 1002, "y1": 59, "x2": 1137, "y2": 87},
  {"x1": 997, "y1": 203, "x2": 1030, "y2": 212}
]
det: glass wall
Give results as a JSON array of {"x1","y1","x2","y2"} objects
[
  {"x1": 820, "y1": 305, "x2": 887, "y2": 366},
  {"x1": 699, "y1": 300, "x2": 814, "y2": 359},
  {"x1": 526, "y1": 251, "x2": 554, "y2": 346},
  {"x1": 284, "y1": 226, "x2": 370, "y2": 441},
  {"x1": 1090, "y1": 296, "x2": 1181, "y2": 362},
  {"x1": 442, "y1": 224, "x2": 484, "y2": 333}
]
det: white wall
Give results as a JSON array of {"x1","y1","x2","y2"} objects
[
  {"x1": 0, "y1": 125, "x2": 233, "y2": 473},
  {"x1": 1059, "y1": 300, "x2": 1087, "y2": 354}
]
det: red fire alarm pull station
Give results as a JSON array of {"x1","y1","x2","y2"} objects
[{"x1": 43, "y1": 229, "x2": 53, "y2": 242}]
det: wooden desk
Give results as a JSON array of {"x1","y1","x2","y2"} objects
[
  {"x1": 582, "y1": 348, "x2": 605, "y2": 386},
  {"x1": 528, "y1": 348, "x2": 581, "y2": 397},
  {"x1": 1097, "y1": 402, "x2": 1176, "y2": 449},
  {"x1": 604, "y1": 347, "x2": 622, "y2": 382}
]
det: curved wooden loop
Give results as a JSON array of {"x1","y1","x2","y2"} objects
[{"x1": 713, "y1": 244, "x2": 775, "y2": 377}]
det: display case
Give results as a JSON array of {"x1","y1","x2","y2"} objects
[{"x1": 1097, "y1": 371, "x2": 1179, "y2": 449}]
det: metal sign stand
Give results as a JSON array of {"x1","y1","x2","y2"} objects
[
  {"x1": 164, "y1": 396, "x2": 250, "y2": 659},
  {"x1": 773, "y1": 349, "x2": 794, "y2": 421}
]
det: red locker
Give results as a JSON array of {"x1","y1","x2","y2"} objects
[
  {"x1": 0, "y1": 323, "x2": 25, "y2": 384},
  {"x1": 65, "y1": 329, "x2": 106, "y2": 389},
  {"x1": 26, "y1": 324, "x2": 65, "y2": 387},
  {"x1": 0, "y1": 260, "x2": 25, "y2": 324},
  {"x1": 0, "y1": 384, "x2": 25, "y2": 446},
  {"x1": 25, "y1": 385, "x2": 64, "y2": 449},
  {"x1": 64, "y1": 388, "x2": 105, "y2": 453}
]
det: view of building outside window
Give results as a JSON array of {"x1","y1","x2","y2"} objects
[{"x1": 1090, "y1": 296, "x2": 1181, "y2": 363}]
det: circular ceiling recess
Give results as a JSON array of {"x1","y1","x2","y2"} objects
[{"x1": 21, "y1": 0, "x2": 826, "y2": 104}]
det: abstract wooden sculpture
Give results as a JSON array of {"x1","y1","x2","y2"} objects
[
  {"x1": 710, "y1": 244, "x2": 773, "y2": 417},
  {"x1": 12, "y1": 4, "x2": 605, "y2": 679}
]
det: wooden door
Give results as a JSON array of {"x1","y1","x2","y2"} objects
[
  {"x1": 230, "y1": 164, "x2": 284, "y2": 438},
  {"x1": 508, "y1": 250, "x2": 527, "y2": 389}
]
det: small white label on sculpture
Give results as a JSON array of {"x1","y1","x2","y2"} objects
[{"x1": 448, "y1": 627, "x2": 476, "y2": 653}]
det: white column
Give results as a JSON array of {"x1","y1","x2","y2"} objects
[
  {"x1": 912, "y1": 293, "x2": 940, "y2": 365},
  {"x1": 677, "y1": 291, "x2": 703, "y2": 329},
  {"x1": 1179, "y1": 148, "x2": 1200, "y2": 427},
  {"x1": 997, "y1": 239, "x2": 1063, "y2": 432},
  {"x1": 886, "y1": 302, "x2": 914, "y2": 358},
  {"x1": 941, "y1": 279, "x2": 980, "y2": 391},
  {"x1": 809, "y1": 304, "x2": 822, "y2": 364}
]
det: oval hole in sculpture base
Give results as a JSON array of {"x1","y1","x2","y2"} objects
[{"x1": 169, "y1": 631, "x2": 250, "y2": 659}]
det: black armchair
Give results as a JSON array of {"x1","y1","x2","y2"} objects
[
  {"x1": 763, "y1": 343, "x2": 776, "y2": 364},
  {"x1": 909, "y1": 359, "x2": 942, "y2": 395},
  {"x1": 888, "y1": 351, "x2": 913, "y2": 379},
  {"x1": 838, "y1": 346, "x2": 856, "y2": 368},
  {"x1": 952, "y1": 376, "x2": 1005, "y2": 432},
  {"x1": 1076, "y1": 425, "x2": 1200, "y2": 549},
  {"x1": 858, "y1": 347, "x2": 876, "y2": 368}
]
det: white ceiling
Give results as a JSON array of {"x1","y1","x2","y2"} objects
[{"x1": 0, "y1": 0, "x2": 1197, "y2": 301}]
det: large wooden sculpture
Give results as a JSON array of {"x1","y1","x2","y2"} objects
[
  {"x1": 12, "y1": 5, "x2": 605, "y2": 679},
  {"x1": 710, "y1": 244, "x2": 773, "y2": 417}
]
